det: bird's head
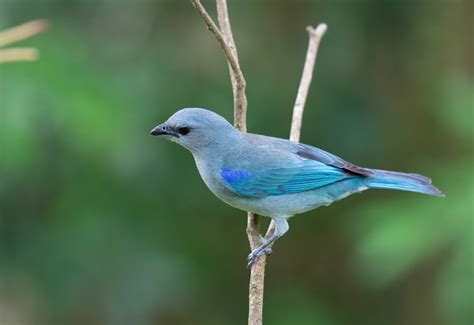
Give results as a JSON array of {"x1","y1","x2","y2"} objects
[{"x1": 150, "y1": 108, "x2": 239, "y2": 153}]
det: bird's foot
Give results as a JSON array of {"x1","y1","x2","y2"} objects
[{"x1": 247, "y1": 247, "x2": 273, "y2": 269}]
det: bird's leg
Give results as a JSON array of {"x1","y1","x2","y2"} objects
[
  {"x1": 246, "y1": 233, "x2": 280, "y2": 268},
  {"x1": 247, "y1": 217, "x2": 289, "y2": 268}
]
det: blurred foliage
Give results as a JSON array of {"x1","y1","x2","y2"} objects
[{"x1": 0, "y1": 0, "x2": 472, "y2": 324}]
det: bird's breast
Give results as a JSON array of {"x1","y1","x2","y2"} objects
[{"x1": 193, "y1": 156, "x2": 232, "y2": 199}]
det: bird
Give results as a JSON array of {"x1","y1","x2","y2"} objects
[{"x1": 150, "y1": 108, "x2": 443, "y2": 267}]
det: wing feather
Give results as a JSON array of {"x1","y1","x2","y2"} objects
[
  {"x1": 296, "y1": 144, "x2": 373, "y2": 176},
  {"x1": 221, "y1": 160, "x2": 359, "y2": 198}
]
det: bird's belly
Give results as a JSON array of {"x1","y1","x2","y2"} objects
[
  {"x1": 222, "y1": 191, "x2": 332, "y2": 217},
  {"x1": 225, "y1": 179, "x2": 368, "y2": 217},
  {"x1": 197, "y1": 176, "x2": 334, "y2": 217}
]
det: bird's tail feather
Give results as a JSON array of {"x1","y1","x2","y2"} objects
[{"x1": 365, "y1": 169, "x2": 444, "y2": 197}]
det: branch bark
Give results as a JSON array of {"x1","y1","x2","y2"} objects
[
  {"x1": 216, "y1": 0, "x2": 248, "y2": 132},
  {"x1": 190, "y1": 2, "x2": 326, "y2": 324},
  {"x1": 190, "y1": 0, "x2": 247, "y2": 131}
]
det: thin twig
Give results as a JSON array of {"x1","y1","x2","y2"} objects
[
  {"x1": 0, "y1": 19, "x2": 48, "y2": 48},
  {"x1": 191, "y1": 1, "x2": 262, "y2": 323},
  {"x1": 213, "y1": 1, "x2": 266, "y2": 323},
  {"x1": 216, "y1": 0, "x2": 248, "y2": 132},
  {"x1": 190, "y1": 0, "x2": 247, "y2": 131},
  {"x1": 0, "y1": 48, "x2": 39, "y2": 63},
  {"x1": 290, "y1": 24, "x2": 327, "y2": 142},
  {"x1": 246, "y1": 211, "x2": 266, "y2": 325},
  {"x1": 262, "y1": 23, "x2": 327, "y2": 264}
]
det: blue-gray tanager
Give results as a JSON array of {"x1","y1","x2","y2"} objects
[{"x1": 150, "y1": 108, "x2": 443, "y2": 267}]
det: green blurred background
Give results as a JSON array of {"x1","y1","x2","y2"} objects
[{"x1": 0, "y1": 0, "x2": 472, "y2": 324}]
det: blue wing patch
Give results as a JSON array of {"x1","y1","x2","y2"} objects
[
  {"x1": 221, "y1": 161, "x2": 360, "y2": 198},
  {"x1": 221, "y1": 169, "x2": 253, "y2": 184}
]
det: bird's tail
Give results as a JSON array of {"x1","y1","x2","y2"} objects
[{"x1": 365, "y1": 169, "x2": 444, "y2": 197}]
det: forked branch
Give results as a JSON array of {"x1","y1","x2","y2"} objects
[{"x1": 190, "y1": 1, "x2": 326, "y2": 324}]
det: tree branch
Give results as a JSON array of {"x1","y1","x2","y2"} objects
[
  {"x1": 190, "y1": 0, "x2": 247, "y2": 131},
  {"x1": 0, "y1": 48, "x2": 39, "y2": 63},
  {"x1": 290, "y1": 24, "x2": 327, "y2": 142},
  {"x1": 0, "y1": 19, "x2": 48, "y2": 48},
  {"x1": 0, "y1": 19, "x2": 48, "y2": 63},
  {"x1": 213, "y1": 2, "x2": 268, "y2": 323},
  {"x1": 261, "y1": 23, "x2": 328, "y2": 252},
  {"x1": 216, "y1": 0, "x2": 248, "y2": 132},
  {"x1": 190, "y1": 2, "x2": 326, "y2": 324},
  {"x1": 190, "y1": 3, "x2": 261, "y2": 320}
]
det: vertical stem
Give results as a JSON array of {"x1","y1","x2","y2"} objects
[
  {"x1": 261, "y1": 24, "x2": 328, "y2": 305},
  {"x1": 214, "y1": 2, "x2": 265, "y2": 323},
  {"x1": 216, "y1": 0, "x2": 248, "y2": 132}
]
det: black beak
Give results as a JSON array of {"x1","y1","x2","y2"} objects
[
  {"x1": 150, "y1": 125, "x2": 166, "y2": 136},
  {"x1": 150, "y1": 124, "x2": 176, "y2": 137}
]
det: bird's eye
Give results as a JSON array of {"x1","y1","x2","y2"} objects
[{"x1": 178, "y1": 127, "x2": 190, "y2": 135}]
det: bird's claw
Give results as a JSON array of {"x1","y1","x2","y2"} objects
[{"x1": 247, "y1": 247, "x2": 273, "y2": 269}]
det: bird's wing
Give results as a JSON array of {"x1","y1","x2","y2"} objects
[
  {"x1": 220, "y1": 135, "x2": 372, "y2": 198},
  {"x1": 220, "y1": 160, "x2": 360, "y2": 198},
  {"x1": 295, "y1": 143, "x2": 373, "y2": 176}
]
